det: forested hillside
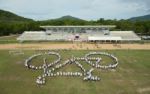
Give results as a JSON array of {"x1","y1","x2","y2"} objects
[
  {"x1": 0, "y1": 10, "x2": 33, "y2": 22},
  {"x1": 129, "y1": 14, "x2": 150, "y2": 21},
  {"x1": 0, "y1": 9, "x2": 150, "y2": 36}
]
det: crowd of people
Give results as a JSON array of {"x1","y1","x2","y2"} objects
[{"x1": 25, "y1": 51, "x2": 119, "y2": 85}]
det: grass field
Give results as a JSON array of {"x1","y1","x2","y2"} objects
[
  {"x1": 0, "y1": 35, "x2": 19, "y2": 44},
  {"x1": 0, "y1": 50, "x2": 150, "y2": 94}
]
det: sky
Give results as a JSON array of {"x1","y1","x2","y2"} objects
[{"x1": 0, "y1": 0, "x2": 150, "y2": 20}]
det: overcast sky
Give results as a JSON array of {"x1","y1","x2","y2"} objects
[{"x1": 0, "y1": 0, "x2": 150, "y2": 20}]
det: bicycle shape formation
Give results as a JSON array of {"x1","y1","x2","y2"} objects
[{"x1": 25, "y1": 52, "x2": 119, "y2": 85}]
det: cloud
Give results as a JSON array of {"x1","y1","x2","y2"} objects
[
  {"x1": 119, "y1": 0, "x2": 150, "y2": 12},
  {"x1": 0, "y1": 0, "x2": 149, "y2": 20}
]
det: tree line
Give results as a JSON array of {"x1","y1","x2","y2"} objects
[{"x1": 0, "y1": 19, "x2": 150, "y2": 36}]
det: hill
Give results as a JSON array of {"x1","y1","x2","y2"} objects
[
  {"x1": 0, "y1": 9, "x2": 33, "y2": 22},
  {"x1": 55, "y1": 15, "x2": 85, "y2": 21},
  {"x1": 129, "y1": 14, "x2": 150, "y2": 21},
  {"x1": 41, "y1": 15, "x2": 87, "y2": 25}
]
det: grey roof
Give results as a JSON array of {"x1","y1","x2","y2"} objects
[
  {"x1": 110, "y1": 31, "x2": 141, "y2": 40},
  {"x1": 40, "y1": 25, "x2": 116, "y2": 29}
]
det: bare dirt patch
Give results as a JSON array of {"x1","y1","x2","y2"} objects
[{"x1": 0, "y1": 43, "x2": 150, "y2": 50}]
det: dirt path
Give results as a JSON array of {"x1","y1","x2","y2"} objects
[{"x1": 0, "y1": 43, "x2": 150, "y2": 50}]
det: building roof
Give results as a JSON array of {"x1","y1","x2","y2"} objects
[
  {"x1": 40, "y1": 25, "x2": 116, "y2": 29},
  {"x1": 17, "y1": 31, "x2": 46, "y2": 41},
  {"x1": 88, "y1": 36, "x2": 122, "y2": 41},
  {"x1": 110, "y1": 31, "x2": 141, "y2": 40}
]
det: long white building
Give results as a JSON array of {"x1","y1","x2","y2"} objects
[{"x1": 17, "y1": 25, "x2": 141, "y2": 42}]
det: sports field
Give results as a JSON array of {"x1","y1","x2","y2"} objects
[{"x1": 0, "y1": 50, "x2": 150, "y2": 94}]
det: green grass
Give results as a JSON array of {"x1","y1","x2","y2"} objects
[
  {"x1": 0, "y1": 35, "x2": 19, "y2": 44},
  {"x1": 0, "y1": 50, "x2": 150, "y2": 94}
]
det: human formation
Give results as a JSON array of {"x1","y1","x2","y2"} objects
[{"x1": 24, "y1": 51, "x2": 119, "y2": 85}]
